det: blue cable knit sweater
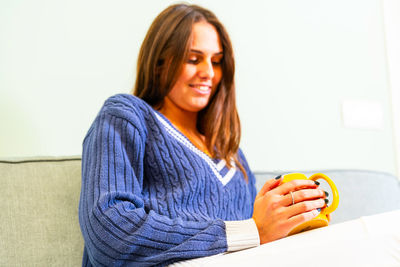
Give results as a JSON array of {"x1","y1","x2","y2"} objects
[{"x1": 79, "y1": 94, "x2": 257, "y2": 266}]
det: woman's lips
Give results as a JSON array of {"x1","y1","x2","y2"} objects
[{"x1": 190, "y1": 84, "x2": 212, "y2": 95}]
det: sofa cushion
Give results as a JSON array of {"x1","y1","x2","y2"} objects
[
  {"x1": 254, "y1": 170, "x2": 400, "y2": 224},
  {"x1": 0, "y1": 157, "x2": 83, "y2": 266}
]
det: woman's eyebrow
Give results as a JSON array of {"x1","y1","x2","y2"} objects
[{"x1": 190, "y1": 49, "x2": 223, "y2": 56}]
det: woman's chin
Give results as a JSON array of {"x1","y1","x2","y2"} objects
[{"x1": 187, "y1": 99, "x2": 210, "y2": 112}]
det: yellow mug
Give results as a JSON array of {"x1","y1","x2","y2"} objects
[{"x1": 281, "y1": 173, "x2": 339, "y2": 235}]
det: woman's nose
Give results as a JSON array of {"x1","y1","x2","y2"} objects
[{"x1": 198, "y1": 60, "x2": 214, "y2": 79}]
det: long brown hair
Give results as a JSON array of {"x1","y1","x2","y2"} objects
[{"x1": 134, "y1": 4, "x2": 247, "y2": 179}]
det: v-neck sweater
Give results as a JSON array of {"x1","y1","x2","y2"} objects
[{"x1": 79, "y1": 94, "x2": 258, "y2": 266}]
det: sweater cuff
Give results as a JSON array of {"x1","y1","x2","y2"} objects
[{"x1": 224, "y1": 218, "x2": 260, "y2": 252}]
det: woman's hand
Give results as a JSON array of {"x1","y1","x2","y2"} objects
[{"x1": 252, "y1": 177, "x2": 326, "y2": 244}]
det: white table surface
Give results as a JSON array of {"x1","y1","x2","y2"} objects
[{"x1": 170, "y1": 209, "x2": 400, "y2": 267}]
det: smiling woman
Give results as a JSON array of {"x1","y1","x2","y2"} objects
[
  {"x1": 165, "y1": 22, "x2": 223, "y2": 112},
  {"x1": 160, "y1": 22, "x2": 223, "y2": 156},
  {"x1": 133, "y1": 4, "x2": 240, "y2": 170},
  {"x1": 159, "y1": 21, "x2": 223, "y2": 157},
  {"x1": 78, "y1": 4, "x2": 327, "y2": 267}
]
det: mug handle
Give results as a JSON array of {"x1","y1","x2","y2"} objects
[{"x1": 309, "y1": 173, "x2": 339, "y2": 215}]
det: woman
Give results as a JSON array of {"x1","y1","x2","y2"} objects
[{"x1": 79, "y1": 4, "x2": 327, "y2": 266}]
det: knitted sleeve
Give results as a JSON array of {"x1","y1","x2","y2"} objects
[
  {"x1": 223, "y1": 149, "x2": 260, "y2": 251},
  {"x1": 79, "y1": 107, "x2": 227, "y2": 266}
]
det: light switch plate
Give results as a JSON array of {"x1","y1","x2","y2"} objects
[{"x1": 341, "y1": 99, "x2": 384, "y2": 130}]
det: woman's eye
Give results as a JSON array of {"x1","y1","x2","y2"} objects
[
  {"x1": 187, "y1": 57, "x2": 199, "y2": 64},
  {"x1": 212, "y1": 56, "x2": 223, "y2": 65}
]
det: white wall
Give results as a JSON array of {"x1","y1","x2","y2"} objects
[
  {"x1": 0, "y1": 0, "x2": 398, "y2": 175},
  {"x1": 382, "y1": 0, "x2": 400, "y2": 177}
]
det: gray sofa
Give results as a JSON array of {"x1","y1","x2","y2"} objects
[
  {"x1": 1, "y1": 157, "x2": 83, "y2": 267},
  {"x1": 1, "y1": 156, "x2": 400, "y2": 266}
]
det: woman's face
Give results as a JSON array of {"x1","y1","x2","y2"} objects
[{"x1": 165, "y1": 21, "x2": 223, "y2": 114}]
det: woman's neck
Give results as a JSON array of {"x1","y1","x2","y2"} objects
[
  {"x1": 158, "y1": 98, "x2": 211, "y2": 156},
  {"x1": 158, "y1": 97, "x2": 199, "y2": 135}
]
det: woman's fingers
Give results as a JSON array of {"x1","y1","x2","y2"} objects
[
  {"x1": 253, "y1": 197, "x2": 324, "y2": 244},
  {"x1": 286, "y1": 198, "x2": 326, "y2": 219},
  {"x1": 273, "y1": 179, "x2": 318, "y2": 196},
  {"x1": 253, "y1": 178, "x2": 328, "y2": 244},
  {"x1": 257, "y1": 176, "x2": 282, "y2": 197},
  {"x1": 284, "y1": 199, "x2": 326, "y2": 230},
  {"x1": 283, "y1": 188, "x2": 325, "y2": 206},
  {"x1": 286, "y1": 209, "x2": 320, "y2": 228}
]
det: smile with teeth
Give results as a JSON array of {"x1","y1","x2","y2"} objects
[{"x1": 190, "y1": 84, "x2": 211, "y2": 93}]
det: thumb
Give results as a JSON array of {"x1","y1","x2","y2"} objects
[{"x1": 257, "y1": 175, "x2": 282, "y2": 197}]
